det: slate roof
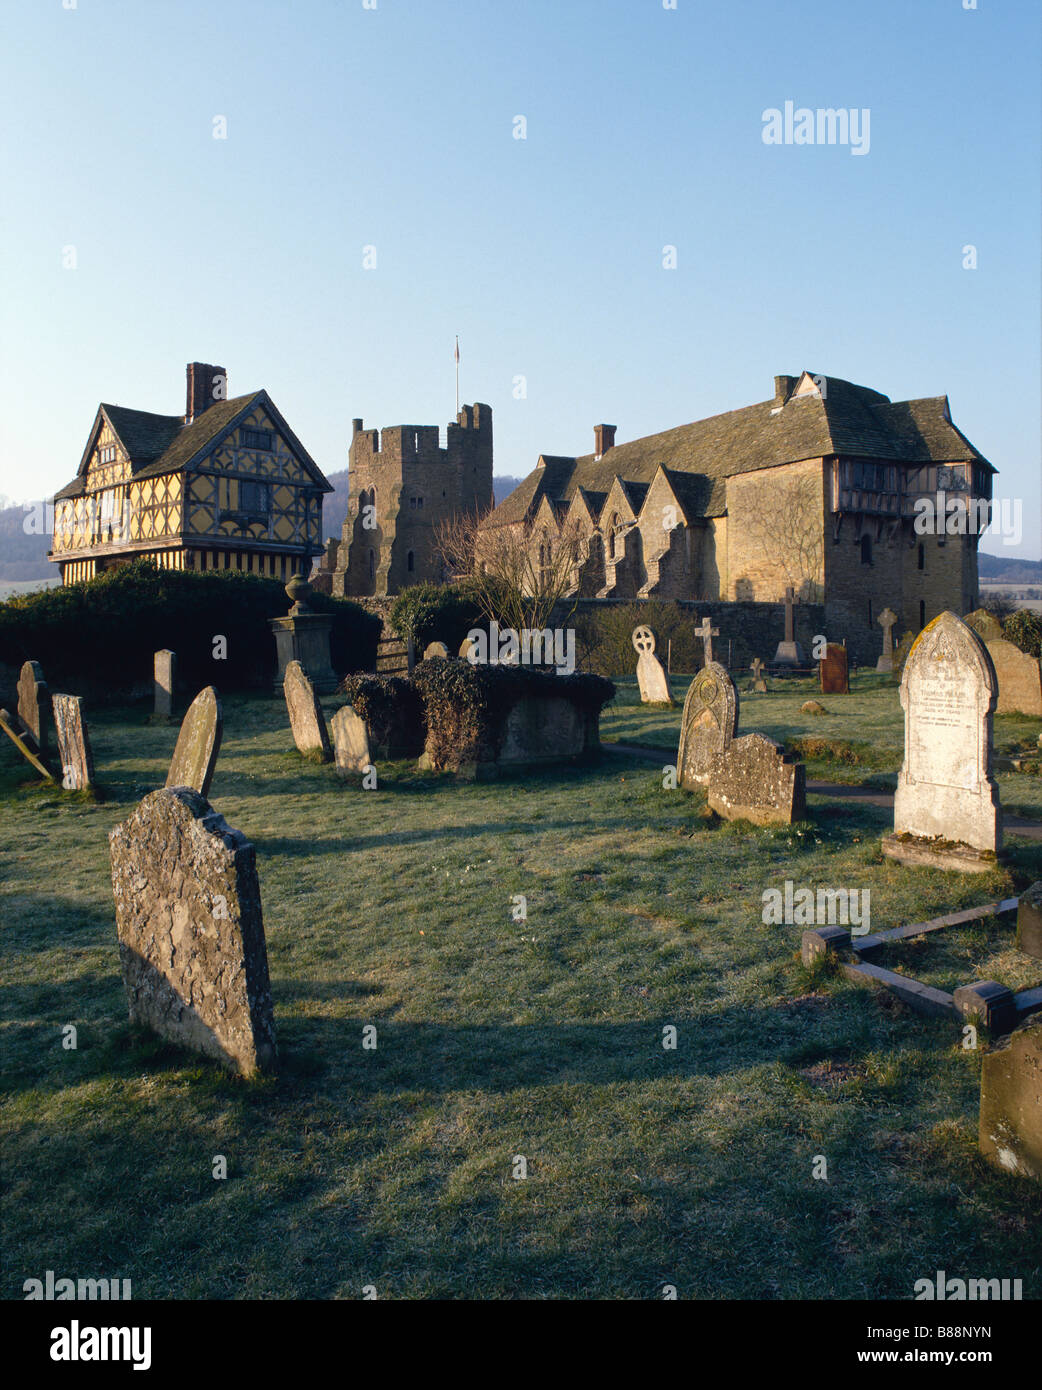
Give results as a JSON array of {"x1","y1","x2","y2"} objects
[
  {"x1": 54, "y1": 391, "x2": 333, "y2": 502},
  {"x1": 484, "y1": 374, "x2": 993, "y2": 527}
]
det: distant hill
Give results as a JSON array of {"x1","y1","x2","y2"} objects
[
  {"x1": 978, "y1": 552, "x2": 1042, "y2": 582},
  {"x1": 0, "y1": 501, "x2": 54, "y2": 582}
]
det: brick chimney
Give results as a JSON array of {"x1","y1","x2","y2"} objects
[
  {"x1": 773, "y1": 375, "x2": 797, "y2": 405},
  {"x1": 186, "y1": 363, "x2": 227, "y2": 423},
  {"x1": 594, "y1": 423, "x2": 616, "y2": 460}
]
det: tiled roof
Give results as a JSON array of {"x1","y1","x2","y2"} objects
[{"x1": 484, "y1": 374, "x2": 992, "y2": 526}]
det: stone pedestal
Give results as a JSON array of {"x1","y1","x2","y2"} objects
[{"x1": 270, "y1": 574, "x2": 337, "y2": 695}]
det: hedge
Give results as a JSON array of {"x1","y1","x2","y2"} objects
[
  {"x1": 573, "y1": 600, "x2": 701, "y2": 677},
  {"x1": 0, "y1": 559, "x2": 380, "y2": 694},
  {"x1": 1003, "y1": 609, "x2": 1042, "y2": 658},
  {"x1": 388, "y1": 581, "x2": 486, "y2": 654}
]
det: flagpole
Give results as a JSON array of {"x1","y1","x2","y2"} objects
[{"x1": 455, "y1": 335, "x2": 460, "y2": 416}]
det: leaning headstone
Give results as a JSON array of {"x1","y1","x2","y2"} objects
[
  {"x1": 153, "y1": 650, "x2": 176, "y2": 720},
  {"x1": 16, "y1": 660, "x2": 48, "y2": 754},
  {"x1": 875, "y1": 608, "x2": 898, "y2": 672},
  {"x1": 52, "y1": 693, "x2": 95, "y2": 791},
  {"x1": 1016, "y1": 881, "x2": 1042, "y2": 960},
  {"x1": 819, "y1": 643, "x2": 849, "y2": 695},
  {"x1": 985, "y1": 638, "x2": 1042, "y2": 716},
  {"x1": 330, "y1": 704, "x2": 371, "y2": 776},
  {"x1": 978, "y1": 1016, "x2": 1041, "y2": 1182},
  {"x1": 677, "y1": 663, "x2": 804, "y2": 825},
  {"x1": 882, "y1": 611, "x2": 1001, "y2": 872},
  {"x1": 423, "y1": 641, "x2": 450, "y2": 661},
  {"x1": 283, "y1": 660, "x2": 332, "y2": 762},
  {"x1": 166, "y1": 686, "x2": 223, "y2": 797},
  {"x1": 108, "y1": 786, "x2": 276, "y2": 1076},
  {"x1": 0, "y1": 707, "x2": 55, "y2": 782},
  {"x1": 677, "y1": 662, "x2": 737, "y2": 787},
  {"x1": 772, "y1": 587, "x2": 805, "y2": 666},
  {"x1": 632, "y1": 626, "x2": 673, "y2": 704},
  {"x1": 749, "y1": 657, "x2": 767, "y2": 693}
]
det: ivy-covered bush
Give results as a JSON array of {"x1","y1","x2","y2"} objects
[
  {"x1": 388, "y1": 581, "x2": 486, "y2": 653},
  {"x1": 411, "y1": 658, "x2": 615, "y2": 771},
  {"x1": 1003, "y1": 609, "x2": 1042, "y2": 658},
  {"x1": 0, "y1": 559, "x2": 380, "y2": 695},
  {"x1": 337, "y1": 673, "x2": 425, "y2": 757}
]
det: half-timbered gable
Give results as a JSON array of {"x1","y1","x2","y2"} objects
[{"x1": 50, "y1": 363, "x2": 332, "y2": 585}]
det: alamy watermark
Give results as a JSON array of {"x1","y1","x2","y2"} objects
[
  {"x1": 464, "y1": 622, "x2": 576, "y2": 676},
  {"x1": 762, "y1": 101, "x2": 870, "y2": 156},
  {"x1": 762, "y1": 880, "x2": 870, "y2": 935},
  {"x1": 912, "y1": 493, "x2": 1022, "y2": 546}
]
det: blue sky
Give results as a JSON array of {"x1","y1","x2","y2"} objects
[{"x1": 1, "y1": 0, "x2": 1039, "y2": 557}]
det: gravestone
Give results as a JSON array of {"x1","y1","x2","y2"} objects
[
  {"x1": 772, "y1": 588, "x2": 805, "y2": 666},
  {"x1": 460, "y1": 635, "x2": 479, "y2": 661},
  {"x1": 632, "y1": 626, "x2": 673, "y2": 704},
  {"x1": 330, "y1": 704, "x2": 371, "y2": 776},
  {"x1": 153, "y1": 650, "x2": 176, "y2": 720},
  {"x1": 677, "y1": 662, "x2": 737, "y2": 787},
  {"x1": 749, "y1": 658, "x2": 767, "y2": 693},
  {"x1": 693, "y1": 616, "x2": 719, "y2": 668},
  {"x1": 985, "y1": 638, "x2": 1042, "y2": 716},
  {"x1": 875, "y1": 607, "x2": 898, "y2": 672},
  {"x1": 1016, "y1": 881, "x2": 1042, "y2": 960},
  {"x1": 52, "y1": 694, "x2": 95, "y2": 791},
  {"x1": 283, "y1": 660, "x2": 332, "y2": 761},
  {"x1": 963, "y1": 608, "x2": 1004, "y2": 643},
  {"x1": 108, "y1": 786, "x2": 276, "y2": 1076},
  {"x1": 166, "y1": 686, "x2": 223, "y2": 798},
  {"x1": 892, "y1": 630, "x2": 916, "y2": 677},
  {"x1": 819, "y1": 644, "x2": 849, "y2": 695},
  {"x1": 978, "y1": 1016, "x2": 1041, "y2": 1181},
  {"x1": 423, "y1": 641, "x2": 450, "y2": 661},
  {"x1": 882, "y1": 611, "x2": 1000, "y2": 872},
  {"x1": 16, "y1": 660, "x2": 48, "y2": 754},
  {"x1": 677, "y1": 663, "x2": 804, "y2": 825}
]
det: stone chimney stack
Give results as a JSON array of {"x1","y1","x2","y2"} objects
[
  {"x1": 186, "y1": 363, "x2": 227, "y2": 424},
  {"x1": 773, "y1": 375, "x2": 797, "y2": 405},
  {"x1": 594, "y1": 424, "x2": 616, "y2": 460}
]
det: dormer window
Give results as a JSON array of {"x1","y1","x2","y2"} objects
[
  {"x1": 241, "y1": 427, "x2": 273, "y2": 452},
  {"x1": 98, "y1": 445, "x2": 117, "y2": 464}
]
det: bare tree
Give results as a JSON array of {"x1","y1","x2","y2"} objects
[
  {"x1": 735, "y1": 472, "x2": 824, "y2": 600},
  {"x1": 435, "y1": 510, "x2": 587, "y2": 632}
]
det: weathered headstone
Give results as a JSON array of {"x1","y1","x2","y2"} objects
[
  {"x1": 875, "y1": 607, "x2": 898, "y2": 672},
  {"x1": 882, "y1": 611, "x2": 1001, "y2": 872},
  {"x1": 153, "y1": 650, "x2": 176, "y2": 720},
  {"x1": 677, "y1": 663, "x2": 805, "y2": 825},
  {"x1": 892, "y1": 630, "x2": 916, "y2": 677},
  {"x1": 423, "y1": 641, "x2": 450, "y2": 661},
  {"x1": 460, "y1": 635, "x2": 479, "y2": 661},
  {"x1": 108, "y1": 786, "x2": 276, "y2": 1076},
  {"x1": 632, "y1": 626, "x2": 673, "y2": 704},
  {"x1": 1016, "y1": 881, "x2": 1042, "y2": 960},
  {"x1": 16, "y1": 660, "x2": 48, "y2": 754},
  {"x1": 693, "y1": 616, "x2": 719, "y2": 668},
  {"x1": 819, "y1": 643, "x2": 849, "y2": 695},
  {"x1": 283, "y1": 660, "x2": 332, "y2": 761},
  {"x1": 749, "y1": 657, "x2": 767, "y2": 693},
  {"x1": 0, "y1": 707, "x2": 55, "y2": 782},
  {"x1": 772, "y1": 588, "x2": 805, "y2": 666},
  {"x1": 985, "y1": 638, "x2": 1042, "y2": 716},
  {"x1": 978, "y1": 1016, "x2": 1041, "y2": 1181},
  {"x1": 963, "y1": 608, "x2": 1004, "y2": 643},
  {"x1": 330, "y1": 704, "x2": 371, "y2": 776},
  {"x1": 166, "y1": 686, "x2": 223, "y2": 797},
  {"x1": 52, "y1": 693, "x2": 95, "y2": 791}
]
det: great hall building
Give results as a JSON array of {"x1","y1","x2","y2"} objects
[{"x1": 482, "y1": 371, "x2": 995, "y2": 650}]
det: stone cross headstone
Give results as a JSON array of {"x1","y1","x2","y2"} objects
[
  {"x1": 16, "y1": 660, "x2": 48, "y2": 754},
  {"x1": 166, "y1": 686, "x2": 223, "y2": 798},
  {"x1": 677, "y1": 662, "x2": 738, "y2": 787},
  {"x1": 694, "y1": 616, "x2": 719, "y2": 668},
  {"x1": 876, "y1": 607, "x2": 898, "y2": 672},
  {"x1": 52, "y1": 693, "x2": 95, "y2": 791},
  {"x1": 154, "y1": 650, "x2": 176, "y2": 720},
  {"x1": 772, "y1": 589, "x2": 805, "y2": 665},
  {"x1": 330, "y1": 704, "x2": 371, "y2": 776},
  {"x1": 677, "y1": 663, "x2": 804, "y2": 824},
  {"x1": 978, "y1": 1015, "x2": 1041, "y2": 1181},
  {"x1": 882, "y1": 611, "x2": 1000, "y2": 872},
  {"x1": 632, "y1": 626, "x2": 673, "y2": 704},
  {"x1": 283, "y1": 660, "x2": 333, "y2": 761},
  {"x1": 423, "y1": 641, "x2": 450, "y2": 661},
  {"x1": 819, "y1": 643, "x2": 849, "y2": 695},
  {"x1": 749, "y1": 658, "x2": 767, "y2": 693},
  {"x1": 108, "y1": 786, "x2": 276, "y2": 1076}
]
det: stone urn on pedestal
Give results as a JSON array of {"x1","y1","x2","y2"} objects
[{"x1": 270, "y1": 574, "x2": 338, "y2": 695}]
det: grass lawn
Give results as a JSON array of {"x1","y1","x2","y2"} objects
[{"x1": 1, "y1": 689, "x2": 1040, "y2": 1300}]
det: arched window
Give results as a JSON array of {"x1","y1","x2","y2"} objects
[
  {"x1": 608, "y1": 513, "x2": 620, "y2": 559},
  {"x1": 860, "y1": 534, "x2": 872, "y2": 566}
]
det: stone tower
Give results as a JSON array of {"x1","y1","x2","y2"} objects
[{"x1": 330, "y1": 403, "x2": 492, "y2": 597}]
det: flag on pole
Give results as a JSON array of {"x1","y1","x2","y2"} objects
[{"x1": 454, "y1": 336, "x2": 460, "y2": 365}]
